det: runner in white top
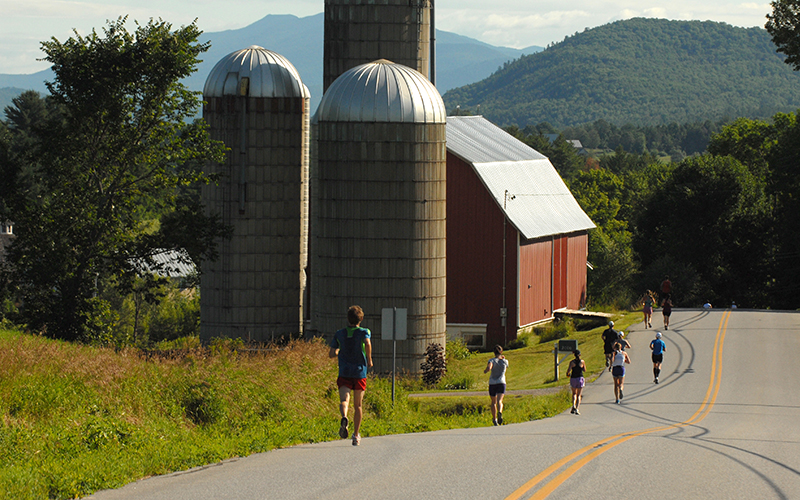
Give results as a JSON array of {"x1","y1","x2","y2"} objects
[
  {"x1": 611, "y1": 342, "x2": 631, "y2": 404},
  {"x1": 484, "y1": 345, "x2": 509, "y2": 425}
]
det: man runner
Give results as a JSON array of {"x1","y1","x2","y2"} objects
[
  {"x1": 650, "y1": 331, "x2": 666, "y2": 384},
  {"x1": 602, "y1": 321, "x2": 618, "y2": 369},
  {"x1": 329, "y1": 305, "x2": 373, "y2": 446}
]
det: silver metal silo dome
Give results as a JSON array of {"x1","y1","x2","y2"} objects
[
  {"x1": 202, "y1": 46, "x2": 310, "y2": 342},
  {"x1": 313, "y1": 59, "x2": 446, "y2": 374}
]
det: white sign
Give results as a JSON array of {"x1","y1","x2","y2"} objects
[{"x1": 381, "y1": 308, "x2": 407, "y2": 341}]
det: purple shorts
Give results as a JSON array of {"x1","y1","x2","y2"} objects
[
  {"x1": 612, "y1": 366, "x2": 625, "y2": 378},
  {"x1": 570, "y1": 377, "x2": 585, "y2": 389}
]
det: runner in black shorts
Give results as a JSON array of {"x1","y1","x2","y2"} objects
[
  {"x1": 611, "y1": 342, "x2": 630, "y2": 403},
  {"x1": 650, "y1": 331, "x2": 666, "y2": 384},
  {"x1": 602, "y1": 321, "x2": 618, "y2": 369}
]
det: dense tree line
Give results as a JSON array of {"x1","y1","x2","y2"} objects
[
  {"x1": 443, "y1": 18, "x2": 800, "y2": 129},
  {"x1": 507, "y1": 107, "x2": 800, "y2": 310},
  {"x1": 519, "y1": 119, "x2": 728, "y2": 159}
]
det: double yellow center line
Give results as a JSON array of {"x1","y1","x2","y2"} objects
[{"x1": 506, "y1": 310, "x2": 732, "y2": 500}]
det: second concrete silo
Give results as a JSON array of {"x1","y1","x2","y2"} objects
[
  {"x1": 201, "y1": 46, "x2": 310, "y2": 342},
  {"x1": 314, "y1": 59, "x2": 446, "y2": 373},
  {"x1": 323, "y1": 0, "x2": 431, "y2": 92}
]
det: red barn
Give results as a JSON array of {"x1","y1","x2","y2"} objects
[{"x1": 446, "y1": 116, "x2": 595, "y2": 349}]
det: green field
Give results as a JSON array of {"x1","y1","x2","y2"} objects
[{"x1": 0, "y1": 311, "x2": 638, "y2": 498}]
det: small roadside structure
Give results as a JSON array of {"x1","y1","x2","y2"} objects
[
  {"x1": 446, "y1": 116, "x2": 595, "y2": 349},
  {"x1": 0, "y1": 221, "x2": 14, "y2": 263}
]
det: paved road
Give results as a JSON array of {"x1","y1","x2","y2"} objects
[{"x1": 88, "y1": 309, "x2": 800, "y2": 500}]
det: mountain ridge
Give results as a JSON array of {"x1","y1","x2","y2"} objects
[
  {"x1": 442, "y1": 18, "x2": 800, "y2": 127},
  {"x1": 0, "y1": 13, "x2": 541, "y2": 114}
]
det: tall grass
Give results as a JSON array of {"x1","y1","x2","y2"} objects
[{"x1": 0, "y1": 311, "x2": 639, "y2": 498}]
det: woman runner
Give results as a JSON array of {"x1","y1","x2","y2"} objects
[
  {"x1": 611, "y1": 342, "x2": 631, "y2": 404},
  {"x1": 566, "y1": 350, "x2": 586, "y2": 415}
]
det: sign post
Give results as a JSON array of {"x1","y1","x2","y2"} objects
[
  {"x1": 381, "y1": 307, "x2": 407, "y2": 405},
  {"x1": 554, "y1": 339, "x2": 578, "y2": 381}
]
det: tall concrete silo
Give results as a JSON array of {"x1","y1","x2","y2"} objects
[
  {"x1": 201, "y1": 46, "x2": 310, "y2": 342},
  {"x1": 314, "y1": 60, "x2": 446, "y2": 373},
  {"x1": 323, "y1": 0, "x2": 431, "y2": 92}
]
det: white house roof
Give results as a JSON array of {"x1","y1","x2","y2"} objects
[{"x1": 447, "y1": 116, "x2": 595, "y2": 240}]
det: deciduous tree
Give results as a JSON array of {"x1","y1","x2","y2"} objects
[{"x1": 0, "y1": 18, "x2": 227, "y2": 341}]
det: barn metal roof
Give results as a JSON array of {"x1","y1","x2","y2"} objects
[
  {"x1": 133, "y1": 249, "x2": 196, "y2": 279},
  {"x1": 447, "y1": 116, "x2": 595, "y2": 240},
  {"x1": 317, "y1": 59, "x2": 446, "y2": 123},
  {"x1": 204, "y1": 45, "x2": 309, "y2": 99}
]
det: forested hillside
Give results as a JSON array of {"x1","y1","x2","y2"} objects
[{"x1": 443, "y1": 18, "x2": 800, "y2": 128}]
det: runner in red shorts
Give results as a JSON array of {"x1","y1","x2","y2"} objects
[{"x1": 329, "y1": 305, "x2": 373, "y2": 446}]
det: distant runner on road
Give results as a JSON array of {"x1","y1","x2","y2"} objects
[
  {"x1": 566, "y1": 349, "x2": 586, "y2": 415},
  {"x1": 611, "y1": 343, "x2": 631, "y2": 404},
  {"x1": 642, "y1": 291, "x2": 655, "y2": 328},
  {"x1": 661, "y1": 297, "x2": 673, "y2": 330},
  {"x1": 484, "y1": 345, "x2": 508, "y2": 426},
  {"x1": 650, "y1": 332, "x2": 666, "y2": 384},
  {"x1": 602, "y1": 321, "x2": 618, "y2": 369},
  {"x1": 660, "y1": 275, "x2": 672, "y2": 301},
  {"x1": 616, "y1": 331, "x2": 631, "y2": 351}
]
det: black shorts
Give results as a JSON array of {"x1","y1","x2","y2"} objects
[
  {"x1": 612, "y1": 365, "x2": 625, "y2": 377},
  {"x1": 604, "y1": 344, "x2": 615, "y2": 355},
  {"x1": 489, "y1": 383, "x2": 506, "y2": 396},
  {"x1": 652, "y1": 353, "x2": 663, "y2": 363}
]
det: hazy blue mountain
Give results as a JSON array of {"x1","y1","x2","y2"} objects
[{"x1": 0, "y1": 13, "x2": 541, "y2": 114}]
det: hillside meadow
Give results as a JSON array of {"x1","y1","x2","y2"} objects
[{"x1": 0, "y1": 312, "x2": 638, "y2": 499}]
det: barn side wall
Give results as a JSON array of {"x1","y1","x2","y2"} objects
[{"x1": 446, "y1": 153, "x2": 519, "y2": 348}]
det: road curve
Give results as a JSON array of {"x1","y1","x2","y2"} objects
[{"x1": 88, "y1": 309, "x2": 800, "y2": 500}]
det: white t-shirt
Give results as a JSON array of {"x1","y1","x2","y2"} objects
[{"x1": 488, "y1": 357, "x2": 509, "y2": 385}]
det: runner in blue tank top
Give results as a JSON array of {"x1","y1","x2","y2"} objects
[
  {"x1": 329, "y1": 305, "x2": 373, "y2": 446},
  {"x1": 650, "y1": 331, "x2": 666, "y2": 384}
]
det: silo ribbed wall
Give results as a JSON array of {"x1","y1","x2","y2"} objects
[
  {"x1": 315, "y1": 121, "x2": 446, "y2": 373},
  {"x1": 324, "y1": 0, "x2": 431, "y2": 91},
  {"x1": 201, "y1": 95, "x2": 309, "y2": 341}
]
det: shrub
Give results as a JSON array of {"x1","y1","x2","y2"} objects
[
  {"x1": 446, "y1": 338, "x2": 473, "y2": 361},
  {"x1": 537, "y1": 318, "x2": 575, "y2": 344},
  {"x1": 420, "y1": 343, "x2": 446, "y2": 386}
]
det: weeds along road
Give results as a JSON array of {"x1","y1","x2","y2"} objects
[{"x1": 88, "y1": 309, "x2": 800, "y2": 500}]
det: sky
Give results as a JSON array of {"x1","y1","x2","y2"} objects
[{"x1": 0, "y1": 0, "x2": 774, "y2": 75}]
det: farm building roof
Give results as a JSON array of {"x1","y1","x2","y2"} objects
[
  {"x1": 133, "y1": 249, "x2": 196, "y2": 279},
  {"x1": 446, "y1": 116, "x2": 595, "y2": 240}
]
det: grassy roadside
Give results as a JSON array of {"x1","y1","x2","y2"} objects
[{"x1": 0, "y1": 312, "x2": 638, "y2": 499}]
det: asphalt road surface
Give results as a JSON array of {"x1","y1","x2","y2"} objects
[{"x1": 88, "y1": 308, "x2": 800, "y2": 500}]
